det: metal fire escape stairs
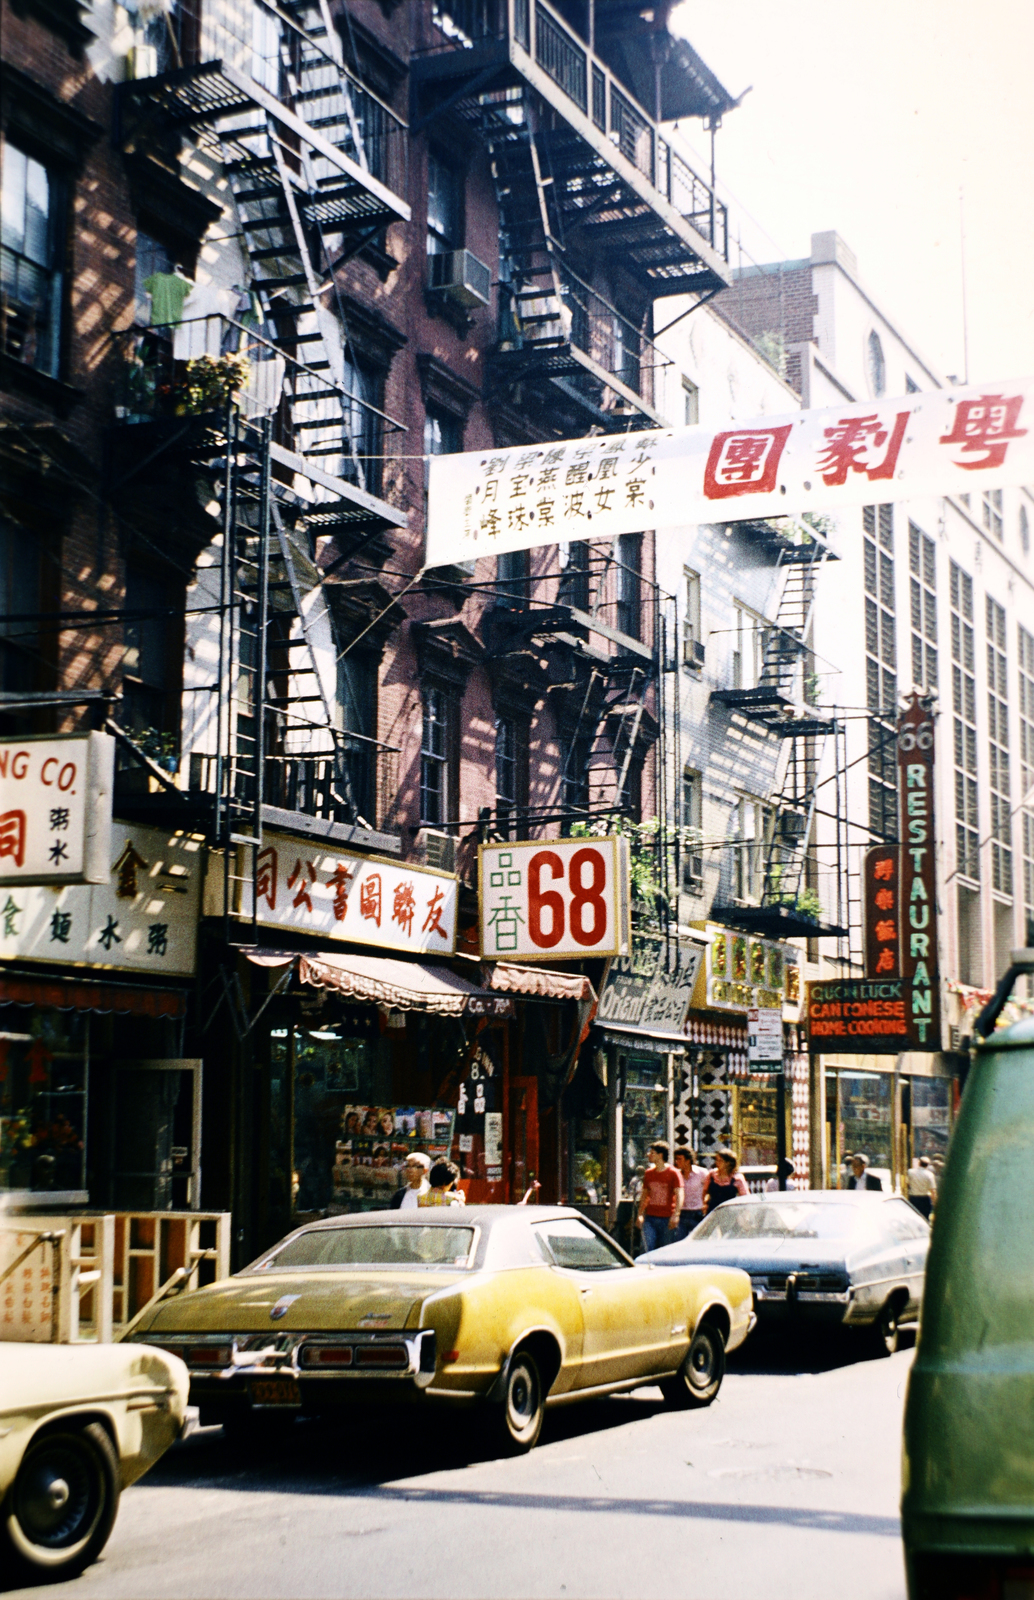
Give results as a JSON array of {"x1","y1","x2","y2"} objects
[
  {"x1": 712, "y1": 534, "x2": 848, "y2": 937},
  {"x1": 119, "y1": 0, "x2": 410, "y2": 919}
]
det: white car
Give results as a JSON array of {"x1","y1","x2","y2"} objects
[{"x1": 1, "y1": 1342, "x2": 188, "y2": 1578}]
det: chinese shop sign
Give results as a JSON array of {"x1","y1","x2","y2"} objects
[
  {"x1": 425, "y1": 380, "x2": 1034, "y2": 568},
  {"x1": 236, "y1": 832, "x2": 458, "y2": 955},
  {"x1": 479, "y1": 836, "x2": 629, "y2": 962},
  {"x1": 0, "y1": 733, "x2": 113, "y2": 887},
  {"x1": 597, "y1": 941, "x2": 702, "y2": 1039},
  {"x1": 806, "y1": 978, "x2": 919, "y2": 1053},
  {"x1": 864, "y1": 844, "x2": 901, "y2": 977},
  {"x1": 0, "y1": 823, "x2": 200, "y2": 976}
]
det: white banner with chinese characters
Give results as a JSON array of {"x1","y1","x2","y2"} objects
[
  {"x1": 425, "y1": 380, "x2": 1034, "y2": 567},
  {"x1": 479, "y1": 836, "x2": 629, "y2": 961},
  {"x1": 234, "y1": 832, "x2": 458, "y2": 955},
  {"x1": 0, "y1": 823, "x2": 201, "y2": 976},
  {"x1": 0, "y1": 733, "x2": 114, "y2": 887}
]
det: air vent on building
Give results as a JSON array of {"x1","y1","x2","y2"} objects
[
  {"x1": 683, "y1": 637, "x2": 705, "y2": 669},
  {"x1": 415, "y1": 828, "x2": 456, "y2": 873},
  {"x1": 427, "y1": 249, "x2": 492, "y2": 309}
]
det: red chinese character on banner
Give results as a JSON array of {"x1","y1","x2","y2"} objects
[
  {"x1": 703, "y1": 424, "x2": 793, "y2": 499},
  {"x1": 287, "y1": 858, "x2": 317, "y2": 914},
  {"x1": 874, "y1": 919, "x2": 897, "y2": 943},
  {"x1": 392, "y1": 880, "x2": 416, "y2": 938},
  {"x1": 422, "y1": 886, "x2": 449, "y2": 940},
  {"x1": 328, "y1": 862, "x2": 354, "y2": 922},
  {"x1": 873, "y1": 857, "x2": 895, "y2": 881},
  {"x1": 939, "y1": 394, "x2": 1027, "y2": 470},
  {"x1": 874, "y1": 888, "x2": 895, "y2": 911},
  {"x1": 816, "y1": 411, "x2": 909, "y2": 486},
  {"x1": 359, "y1": 874, "x2": 382, "y2": 928},
  {"x1": 0, "y1": 811, "x2": 26, "y2": 870},
  {"x1": 875, "y1": 948, "x2": 897, "y2": 974},
  {"x1": 255, "y1": 846, "x2": 278, "y2": 911}
]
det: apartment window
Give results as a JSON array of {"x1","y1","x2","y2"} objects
[
  {"x1": 134, "y1": 230, "x2": 174, "y2": 325},
  {"x1": 1021, "y1": 504, "x2": 1030, "y2": 557},
  {"x1": 867, "y1": 330, "x2": 886, "y2": 398},
  {"x1": 123, "y1": 569, "x2": 172, "y2": 740},
  {"x1": 338, "y1": 652, "x2": 377, "y2": 823},
  {"x1": 681, "y1": 376, "x2": 699, "y2": 426},
  {"x1": 495, "y1": 716, "x2": 527, "y2": 838},
  {"x1": 0, "y1": 516, "x2": 41, "y2": 705},
  {"x1": 908, "y1": 523, "x2": 938, "y2": 691},
  {"x1": 426, "y1": 151, "x2": 462, "y2": 256},
  {"x1": 420, "y1": 687, "x2": 450, "y2": 825},
  {"x1": 987, "y1": 596, "x2": 1012, "y2": 896},
  {"x1": 733, "y1": 602, "x2": 764, "y2": 691},
  {"x1": 1, "y1": 143, "x2": 64, "y2": 378},
  {"x1": 682, "y1": 766, "x2": 703, "y2": 890},
  {"x1": 951, "y1": 560, "x2": 979, "y2": 881},
  {"x1": 559, "y1": 541, "x2": 590, "y2": 611},
  {"x1": 864, "y1": 505, "x2": 898, "y2": 839},
  {"x1": 496, "y1": 548, "x2": 529, "y2": 609},
  {"x1": 561, "y1": 735, "x2": 590, "y2": 832},
  {"x1": 683, "y1": 568, "x2": 702, "y2": 667},
  {"x1": 982, "y1": 489, "x2": 1004, "y2": 542},
  {"x1": 423, "y1": 408, "x2": 461, "y2": 459},
  {"x1": 1019, "y1": 625, "x2": 1034, "y2": 941},
  {"x1": 342, "y1": 353, "x2": 383, "y2": 495},
  {"x1": 735, "y1": 797, "x2": 772, "y2": 903},
  {"x1": 616, "y1": 533, "x2": 641, "y2": 641}
]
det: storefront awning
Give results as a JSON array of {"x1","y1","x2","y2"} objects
[
  {"x1": 296, "y1": 953, "x2": 506, "y2": 1017},
  {"x1": 486, "y1": 963, "x2": 596, "y2": 1003},
  {"x1": 596, "y1": 1024, "x2": 685, "y2": 1056},
  {"x1": 0, "y1": 973, "x2": 188, "y2": 1018}
]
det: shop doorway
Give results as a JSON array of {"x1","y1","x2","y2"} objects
[{"x1": 112, "y1": 1060, "x2": 201, "y2": 1211}]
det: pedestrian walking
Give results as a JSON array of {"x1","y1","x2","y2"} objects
[
  {"x1": 702, "y1": 1147, "x2": 749, "y2": 1213},
  {"x1": 635, "y1": 1142, "x2": 682, "y2": 1253},
  {"x1": 421, "y1": 1159, "x2": 465, "y2": 1206},
  {"x1": 846, "y1": 1152, "x2": 882, "y2": 1191},
  {"x1": 390, "y1": 1152, "x2": 430, "y2": 1208},
  {"x1": 905, "y1": 1155, "x2": 937, "y2": 1219},
  {"x1": 673, "y1": 1147, "x2": 707, "y2": 1238},
  {"x1": 764, "y1": 1157, "x2": 797, "y2": 1192}
]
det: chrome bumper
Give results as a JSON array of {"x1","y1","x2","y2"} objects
[{"x1": 140, "y1": 1330, "x2": 438, "y2": 1389}]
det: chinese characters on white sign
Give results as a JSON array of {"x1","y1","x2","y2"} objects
[
  {"x1": 479, "y1": 836, "x2": 629, "y2": 961},
  {"x1": 235, "y1": 832, "x2": 458, "y2": 955},
  {"x1": 425, "y1": 381, "x2": 1034, "y2": 568},
  {"x1": 0, "y1": 733, "x2": 114, "y2": 887}
]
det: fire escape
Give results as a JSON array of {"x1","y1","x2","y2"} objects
[
  {"x1": 711, "y1": 529, "x2": 849, "y2": 940},
  {"x1": 411, "y1": 0, "x2": 734, "y2": 432},
  {"x1": 112, "y1": 0, "x2": 411, "y2": 889}
]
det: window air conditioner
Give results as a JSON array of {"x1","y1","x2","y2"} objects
[
  {"x1": 683, "y1": 636, "x2": 705, "y2": 668},
  {"x1": 427, "y1": 250, "x2": 492, "y2": 309},
  {"x1": 415, "y1": 828, "x2": 456, "y2": 873}
]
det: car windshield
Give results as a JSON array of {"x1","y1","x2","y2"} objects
[
  {"x1": 254, "y1": 1226, "x2": 476, "y2": 1269},
  {"x1": 693, "y1": 1201, "x2": 863, "y2": 1242}
]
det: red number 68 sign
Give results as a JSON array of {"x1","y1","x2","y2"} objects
[{"x1": 478, "y1": 836, "x2": 630, "y2": 961}]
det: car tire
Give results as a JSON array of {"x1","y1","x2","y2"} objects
[
  {"x1": 487, "y1": 1350, "x2": 545, "y2": 1455},
  {"x1": 661, "y1": 1322, "x2": 726, "y2": 1409},
  {"x1": 868, "y1": 1300, "x2": 901, "y2": 1358},
  {"x1": 3, "y1": 1421, "x2": 120, "y2": 1579}
]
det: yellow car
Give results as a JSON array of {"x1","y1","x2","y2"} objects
[
  {"x1": 0, "y1": 1342, "x2": 188, "y2": 1579},
  {"x1": 134, "y1": 1206, "x2": 754, "y2": 1453}
]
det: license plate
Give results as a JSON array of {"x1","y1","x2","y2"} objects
[{"x1": 248, "y1": 1376, "x2": 301, "y2": 1407}]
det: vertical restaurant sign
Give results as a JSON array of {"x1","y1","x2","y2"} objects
[
  {"x1": 235, "y1": 831, "x2": 457, "y2": 955},
  {"x1": 0, "y1": 822, "x2": 200, "y2": 976},
  {"x1": 864, "y1": 843, "x2": 901, "y2": 978},
  {"x1": 425, "y1": 379, "x2": 1034, "y2": 568},
  {"x1": 479, "y1": 836, "x2": 629, "y2": 961},
  {"x1": 0, "y1": 733, "x2": 114, "y2": 887},
  {"x1": 897, "y1": 695, "x2": 941, "y2": 1048}
]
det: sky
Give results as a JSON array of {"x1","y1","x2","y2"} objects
[{"x1": 669, "y1": 0, "x2": 1034, "y2": 385}]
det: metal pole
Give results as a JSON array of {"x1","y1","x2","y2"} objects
[{"x1": 252, "y1": 415, "x2": 273, "y2": 929}]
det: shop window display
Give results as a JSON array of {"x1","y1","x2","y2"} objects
[
  {"x1": 621, "y1": 1056, "x2": 669, "y2": 1200},
  {"x1": 830, "y1": 1070, "x2": 892, "y2": 1182},
  {"x1": 910, "y1": 1078, "x2": 951, "y2": 1168},
  {"x1": 0, "y1": 1007, "x2": 88, "y2": 1196}
]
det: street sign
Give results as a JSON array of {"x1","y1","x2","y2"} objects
[
  {"x1": 479, "y1": 836, "x2": 630, "y2": 961},
  {"x1": 748, "y1": 1006, "x2": 783, "y2": 1068},
  {"x1": 0, "y1": 733, "x2": 114, "y2": 887},
  {"x1": 426, "y1": 378, "x2": 1034, "y2": 570}
]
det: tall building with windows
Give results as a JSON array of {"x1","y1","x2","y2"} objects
[{"x1": 725, "y1": 229, "x2": 1034, "y2": 1187}]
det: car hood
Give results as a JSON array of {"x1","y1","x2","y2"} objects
[
  {"x1": 141, "y1": 1270, "x2": 468, "y2": 1334},
  {"x1": 640, "y1": 1238, "x2": 850, "y2": 1274},
  {"x1": 0, "y1": 1341, "x2": 187, "y2": 1414}
]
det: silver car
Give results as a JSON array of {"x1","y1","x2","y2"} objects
[{"x1": 640, "y1": 1190, "x2": 930, "y2": 1354}]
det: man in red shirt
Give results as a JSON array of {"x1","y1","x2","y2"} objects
[{"x1": 636, "y1": 1142, "x2": 682, "y2": 1254}]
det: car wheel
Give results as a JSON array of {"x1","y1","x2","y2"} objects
[
  {"x1": 661, "y1": 1322, "x2": 726, "y2": 1409},
  {"x1": 489, "y1": 1350, "x2": 545, "y2": 1455},
  {"x1": 4, "y1": 1422, "x2": 120, "y2": 1578},
  {"x1": 868, "y1": 1300, "x2": 900, "y2": 1358}
]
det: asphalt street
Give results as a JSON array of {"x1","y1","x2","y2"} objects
[{"x1": 7, "y1": 1333, "x2": 912, "y2": 1600}]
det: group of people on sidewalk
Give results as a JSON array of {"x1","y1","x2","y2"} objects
[
  {"x1": 389, "y1": 1153, "x2": 466, "y2": 1209},
  {"x1": 635, "y1": 1142, "x2": 760, "y2": 1253}
]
